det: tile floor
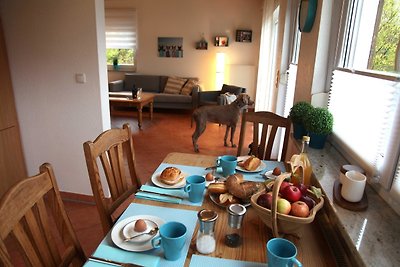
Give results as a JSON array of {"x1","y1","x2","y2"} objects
[{"x1": 63, "y1": 109, "x2": 252, "y2": 257}]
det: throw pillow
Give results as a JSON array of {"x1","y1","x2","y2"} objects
[
  {"x1": 181, "y1": 79, "x2": 198, "y2": 95},
  {"x1": 164, "y1": 76, "x2": 187, "y2": 94}
]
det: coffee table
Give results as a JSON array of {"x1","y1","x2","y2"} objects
[{"x1": 109, "y1": 92, "x2": 155, "y2": 129}]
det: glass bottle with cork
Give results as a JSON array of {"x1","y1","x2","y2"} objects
[{"x1": 290, "y1": 135, "x2": 312, "y2": 186}]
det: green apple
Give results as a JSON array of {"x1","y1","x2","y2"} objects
[{"x1": 276, "y1": 198, "x2": 291, "y2": 215}]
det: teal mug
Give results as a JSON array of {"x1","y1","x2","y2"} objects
[
  {"x1": 184, "y1": 175, "x2": 206, "y2": 203},
  {"x1": 267, "y1": 238, "x2": 302, "y2": 267},
  {"x1": 217, "y1": 155, "x2": 237, "y2": 176},
  {"x1": 151, "y1": 221, "x2": 187, "y2": 261}
]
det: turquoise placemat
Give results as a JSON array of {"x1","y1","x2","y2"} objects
[
  {"x1": 87, "y1": 203, "x2": 198, "y2": 267},
  {"x1": 189, "y1": 255, "x2": 267, "y2": 267},
  {"x1": 146, "y1": 163, "x2": 210, "y2": 206}
]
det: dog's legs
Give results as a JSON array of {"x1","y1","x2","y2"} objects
[
  {"x1": 224, "y1": 126, "x2": 230, "y2": 147},
  {"x1": 192, "y1": 116, "x2": 207, "y2": 153},
  {"x1": 230, "y1": 125, "x2": 237, "y2": 148}
]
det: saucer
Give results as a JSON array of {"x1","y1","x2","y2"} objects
[
  {"x1": 111, "y1": 215, "x2": 165, "y2": 252},
  {"x1": 122, "y1": 218, "x2": 158, "y2": 243}
]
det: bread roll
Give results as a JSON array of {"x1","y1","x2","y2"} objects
[
  {"x1": 159, "y1": 167, "x2": 182, "y2": 185},
  {"x1": 226, "y1": 174, "x2": 264, "y2": 199},
  {"x1": 243, "y1": 156, "x2": 261, "y2": 171},
  {"x1": 208, "y1": 182, "x2": 228, "y2": 194}
]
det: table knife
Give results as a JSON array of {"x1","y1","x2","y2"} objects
[
  {"x1": 88, "y1": 256, "x2": 142, "y2": 267},
  {"x1": 138, "y1": 190, "x2": 183, "y2": 200}
]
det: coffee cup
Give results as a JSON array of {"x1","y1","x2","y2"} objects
[
  {"x1": 341, "y1": 170, "x2": 366, "y2": 202},
  {"x1": 217, "y1": 155, "x2": 237, "y2": 176},
  {"x1": 151, "y1": 221, "x2": 187, "y2": 261},
  {"x1": 184, "y1": 175, "x2": 206, "y2": 203},
  {"x1": 267, "y1": 238, "x2": 302, "y2": 267}
]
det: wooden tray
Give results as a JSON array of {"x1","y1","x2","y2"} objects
[{"x1": 333, "y1": 180, "x2": 368, "y2": 211}]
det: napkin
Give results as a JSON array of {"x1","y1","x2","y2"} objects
[
  {"x1": 135, "y1": 191, "x2": 182, "y2": 204},
  {"x1": 140, "y1": 185, "x2": 186, "y2": 198},
  {"x1": 89, "y1": 243, "x2": 160, "y2": 267}
]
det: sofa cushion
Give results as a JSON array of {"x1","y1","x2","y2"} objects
[
  {"x1": 181, "y1": 79, "x2": 197, "y2": 95},
  {"x1": 154, "y1": 93, "x2": 192, "y2": 103},
  {"x1": 124, "y1": 74, "x2": 162, "y2": 93},
  {"x1": 221, "y1": 84, "x2": 245, "y2": 95},
  {"x1": 164, "y1": 76, "x2": 187, "y2": 94}
]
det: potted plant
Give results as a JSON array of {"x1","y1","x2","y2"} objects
[
  {"x1": 304, "y1": 107, "x2": 333, "y2": 149},
  {"x1": 289, "y1": 101, "x2": 313, "y2": 139}
]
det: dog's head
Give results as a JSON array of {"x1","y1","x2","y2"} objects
[{"x1": 234, "y1": 93, "x2": 254, "y2": 109}]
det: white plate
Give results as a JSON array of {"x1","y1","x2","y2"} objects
[
  {"x1": 111, "y1": 215, "x2": 165, "y2": 252},
  {"x1": 235, "y1": 156, "x2": 266, "y2": 173},
  {"x1": 263, "y1": 170, "x2": 278, "y2": 180},
  {"x1": 122, "y1": 218, "x2": 158, "y2": 243},
  {"x1": 151, "y1": 171, "x2": 188, "y2": 189}
]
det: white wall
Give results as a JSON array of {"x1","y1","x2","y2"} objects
[
  {"x1": 1, "y1": 0, "x2": 110, "y2": 195},
  {"x1": 107, "y1": 0, "x2": 263, "y2": 95}
]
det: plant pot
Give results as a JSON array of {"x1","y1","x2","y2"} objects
[
  {"x1": 309, "y1": 133, "x2": 328, "y2": 149},
  {"x1": 293, "y1": 122, "x2": 307, "y2": 140}
]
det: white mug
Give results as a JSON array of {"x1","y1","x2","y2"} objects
[{"x1": 341, "y1": 170, "x2": 366, "y2": 202}]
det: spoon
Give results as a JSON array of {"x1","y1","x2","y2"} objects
[{"x1": 124, "y1": 227, "x2": 159, "y2": 242}]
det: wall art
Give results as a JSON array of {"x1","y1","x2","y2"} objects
[{"x1": 158, "y1": 37, "x2": 183, "y2": 58}]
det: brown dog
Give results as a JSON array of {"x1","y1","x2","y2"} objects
[{"x1": 192, "y1": 93, "x2": 254, "y2": 153}]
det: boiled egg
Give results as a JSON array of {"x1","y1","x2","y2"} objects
[{"x1": 134, "y1": 219, "x2": 147, "y2": 232}]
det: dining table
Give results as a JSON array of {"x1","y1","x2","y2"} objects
[{"x1": 85, "y1": 152, "x2": 336, "y2": 267}]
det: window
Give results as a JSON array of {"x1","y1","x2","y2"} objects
[
  {"x1": 105, "y1": 8, "x2": 137, "y2": 69},
  {"x1": 339, "y1": 0, "x2": 400, "y2": 74},
  {"x1": 329, "y1": 0, "x2": 400, "y2": 201}
]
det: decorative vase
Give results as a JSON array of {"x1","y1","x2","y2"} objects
[
  {"x1": 308, "y1": 133, "x2": 328, "y2": 149},
  {"x1": 113, "y1": 58, "x2": 119, "y2": 70},
  {"x1": 293, "y1": 122, "x2": 307, "y2": 140}
]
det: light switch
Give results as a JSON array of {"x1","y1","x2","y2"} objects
[{"x1": 75, "y1": 73, "x2": 86, "y2": 84}]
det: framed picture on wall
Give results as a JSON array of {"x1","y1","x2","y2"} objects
[
  {"x1": 158, "y1": 37, "x2": 183, "y2": 58},
  {"x1": 214, "y1": 36, "x2": 229, "y2": 47},
  {"x1": 236, "y1": 30, "x2": 252, "y2": 42}
]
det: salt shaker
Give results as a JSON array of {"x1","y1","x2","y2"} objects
[
  {"x1": 196, "y1": 209, "x2": 218, "y2": 254},
  {"x1": 225, "y1": 204, "x2": 246, "y2": 247}
]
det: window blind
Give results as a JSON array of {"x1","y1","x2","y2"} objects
[
  {"x1": 105, "y1": 8, "x2": 137, "y2": 49},
  {"x1": 328, "y1": 70, "x2": 400, "y2": 189}
]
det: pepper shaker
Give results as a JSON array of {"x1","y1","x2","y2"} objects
[{"x1": 225, "y1": 204, "x2": 246, "y2": 247}]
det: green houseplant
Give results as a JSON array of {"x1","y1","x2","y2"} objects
[
  {"x1": 289, "y1": 101, "x2": 313, "y2": 139},
  {"x1": 304, "y1": 107, "x2": 333, "y2": 149}
]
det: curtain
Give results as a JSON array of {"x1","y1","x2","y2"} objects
[
  {"x1": 105, "y1": 8, "x2": 137, "y2": 50},
  {"x1": 328, "y1": 69, "x2": 400, "y2": 189}
]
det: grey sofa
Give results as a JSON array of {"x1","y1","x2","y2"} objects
[{"x1": 108, "y1": 73, "x2": 200, "y2": 110}]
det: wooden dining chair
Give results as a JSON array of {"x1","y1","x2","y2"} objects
[
  {"x1": 83, "y1": 123, "x2": 142, "y2": 235},
  {"x1": 0, "y1": 163, "x2": 86, "y2": 267},
  {"x1": 237, "y1": 111, "x2": 291, "y2": 161}
]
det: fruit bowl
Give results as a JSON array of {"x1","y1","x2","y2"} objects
[{"x1": 250, "y1": 173, "x2": 324, "y2": 237}]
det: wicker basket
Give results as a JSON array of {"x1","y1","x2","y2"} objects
[{"x1": 250, "y1": 173, "x2": 324, "y2": 237}]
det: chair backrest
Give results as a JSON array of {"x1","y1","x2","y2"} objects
[
  {"x1": 237, "y1": 111, "x2": 291, "y2": 161},
  {"x1": 83, "y1": 123, "x2": 141, "y2": 234},
  {"x1": 0, "y1": 163, "x2": 86, "y2": 267}
]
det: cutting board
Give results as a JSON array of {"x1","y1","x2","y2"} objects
[{"x1": 333, "y1": 180, "x2": 368, "y2": 211}]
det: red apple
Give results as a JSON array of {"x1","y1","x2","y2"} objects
[
  {"x1": 281, "y1": 185, "x2": 302, "y2": 202},
  {"x1": 276, "y1": 198, "x2": 291, "y2": 215},
  {"x1": 300, "y1": 195, "x2": 316, "y2": 210},
  {"x1": 257, "y1": 192, "x2": 273, "y2": 209},
  {"x1": 290, "y1": 201, "x2": 310, "y2": 217},
  {"x1": 279, "y1": 181, "x2": 291, "y2": 193},
  {"x1": 296, "y1": 183, "x2": 309, "y2": 196}
]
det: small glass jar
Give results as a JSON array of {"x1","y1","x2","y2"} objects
[
  {"x1": 196, "y1": 209, "x2": 218, "y2": 254},
  {"x1": 225, "y1": 204, "x2": 246, "y2": 247}
]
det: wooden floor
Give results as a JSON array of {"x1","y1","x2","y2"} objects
[{"x1": 63, "y1": 109, "x2": 251, "y2": 257}]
